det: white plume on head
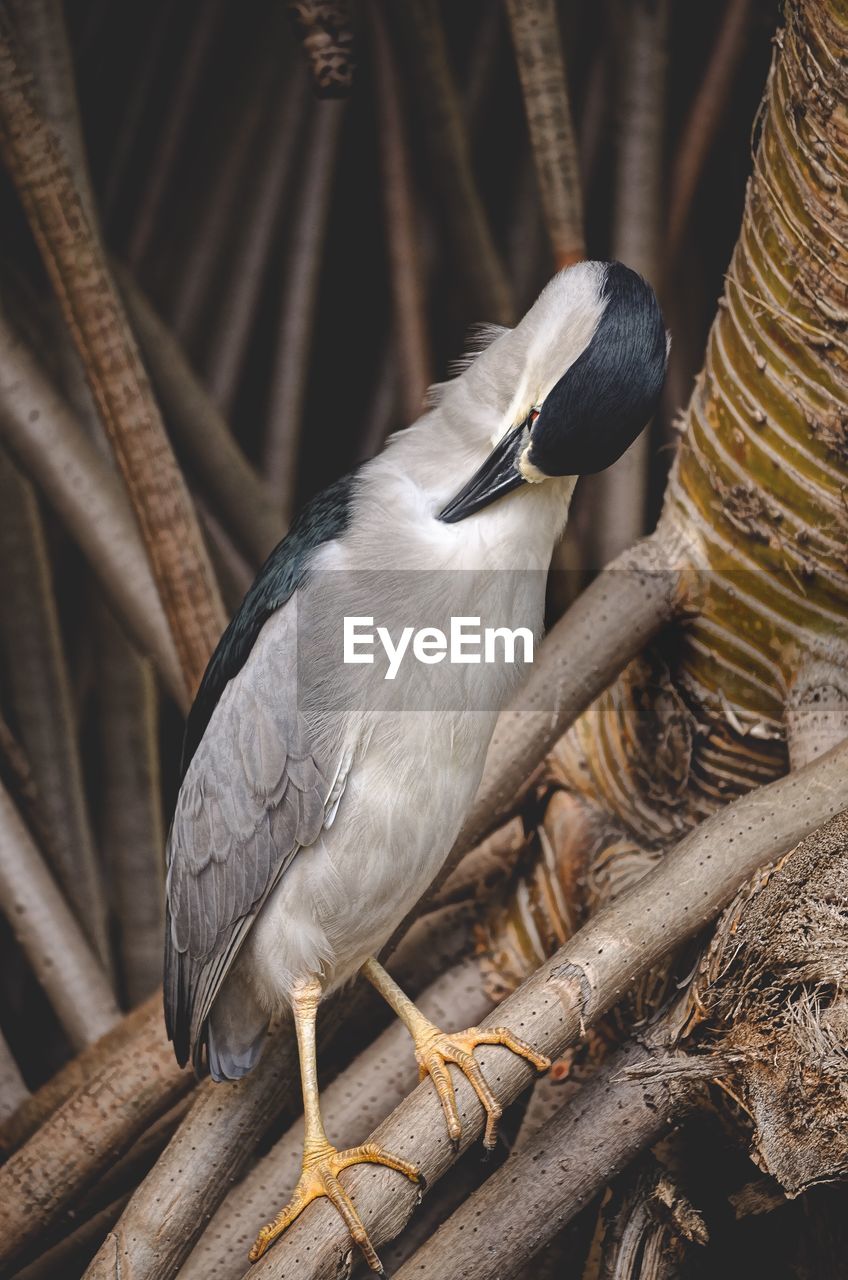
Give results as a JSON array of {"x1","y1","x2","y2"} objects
[{"x1": 426, "y1": 261, "x2": 609, "y2": 451}]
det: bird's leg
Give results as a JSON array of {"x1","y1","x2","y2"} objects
[
  {"x1": 249, "y1": 977, "x2": 420, "y2": 1271},
  {"x1": 361, "y1": 958, "x2": 550, "y2": 1151}
]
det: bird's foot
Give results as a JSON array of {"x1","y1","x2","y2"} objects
[
  {"x1": 248, "y1": 1138, "x2": 420, "y2": 1271},
  {"x1": 413, "y1": 1022, "x2": 550, "y2": 1150}
]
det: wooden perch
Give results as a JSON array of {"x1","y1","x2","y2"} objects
[
  {"x1": 505, "y1": 0, "x2": 584, "y2": 268},
  {"x1": 0, "y1": 308, "x2": 185, "y2": 705},
  {"x1": 394, "y1": 1040, "x2": 688, "y2": 1280},
  {"x1": 0, "y1": 993, "x2": 189, "y2": 1271},
  {"x1": 0, "y1": 780, "x2": 119, "y2": 1055},
  {"x1": 79, "y1": 904, "x2": 476, "y2": 1280},
  {"x1": 180, "y1": 958, "x2": 493, "y2": 1280},
  {"x1": 0, "y1": 17, "x2": 225, "y2": 698},
  {"x1": 115, "y1": 266, "x2": 285, "y2": 566},
  {"x1": 250, "y1": 739, "x2": 848, "y2": 1277}
]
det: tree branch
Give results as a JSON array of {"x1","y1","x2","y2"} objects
[
  {"x1": 252, "y1": 739, "x2": 848, "y2": 1277},
  {"x1": 0, "y1": 308, "x2": 185, "y2": 705},
  {"x1": 505, "y1": 0, "x2": 584, "y2": 268},
  {"x1": 0, "y1": 780, "x2": 119, "y2": 1056},
  {"x1": 0, "y1": 17, "x2": 225, "y2": 698}
]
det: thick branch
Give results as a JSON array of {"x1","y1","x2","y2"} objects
[
  {"x1": 0, "y1": 308, "x2": 184, "y2": 704},
  {"x1": 389, "y1": 0, "x2": 513, "y2": 324},
  {"x1": 180, "y1": 958, "x2": 492, "y2": 1280},
  {"x1": 115, "y1": 266, "x2": 285, "y2": 565},
  {"x1": 255, "y1": 738, "x2": 848, "y2": 1277},
  {"x1": 0, "y1": 451, "x2": 110, "y2": 967},
  {"x1": 0, "y1": 780, "x2": 119, "y2": 1055},
  {"x1": 0, "y1": 1031, "x2": 28, "y2": 1124},
  {"x1": 80, "y1": 905, "x2": 475, "y2": 1280},
  {"x1": 0, "y1": 994, "x2": 189, "y2": 1271},
  {"x1": 0, "y1": 18, "x2": 225, "y2": 697},
  {"x1": 396, "y1": 1042, "x2": 686, "y2": 1280},
  {"x1": 263, "y1": 99, "x2": 344, "y2": 520},
  {"x1": 505, "y1": 0, "x2": 584, "y2": 268},
  {"x1": 441, "y1": 536, "x2": 687, "y2": 872}
]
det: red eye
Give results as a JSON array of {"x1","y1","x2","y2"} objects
[{"x1": 529, "y1": 408, "x2": 540, "y2": 426}]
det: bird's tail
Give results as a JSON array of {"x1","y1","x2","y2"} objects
[{"x1": 204, "y1": 969, "x2": 270, "y2": 1082}]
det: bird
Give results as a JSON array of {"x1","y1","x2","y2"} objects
[{"x1": 164, "y1": 259, "x2": 668, "y2": 1272}]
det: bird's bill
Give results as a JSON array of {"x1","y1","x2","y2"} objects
[{"x1": 438, "y1": 419, "x2": 529, "y2": 523}]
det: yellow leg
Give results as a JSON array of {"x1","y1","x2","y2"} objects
[
  {"x1": 249, "y1": 977, "x2": 420, "y2": 1271},
  {"x1": 361, "y1": 958, "x2": 550, "y2": 1150}
]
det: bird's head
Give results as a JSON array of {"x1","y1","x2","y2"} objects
[{"x1": 438, "y1": 260, "x2": 668, "y2": 523}]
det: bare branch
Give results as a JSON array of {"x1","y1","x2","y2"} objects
[
  {"x1": 115, "y1": 265, "x2": 285, "y2": 565},
  {"x1": 395, "y1": 1042, "x2": 688, "y2": 1280},
  {"x1": 0, "y1": 18, "x2": 226, "y2": 697},
  {"x1": 0, "y1": 779, "x2": 119, "y2": 1054},
  {"x1": 0, "y1": 308, "x2": 185, "y2": 704},
  {"x1": 96, "y1": 607, "x2": 165, "y2": 1005},
  {"x1": 252, "y1": 739, "x2": 848, "y2": 1277},
  {"x1": 0, "y1": 993, "x2": 189, "y2": 1271},
  {"x1": 200, "y1": 65, "x2": 307, "y2": 416},
  {"x1": 389, "y1": 0, "x2": 514, "y2": 324},
  {"x1": 370, "y1": 3, "x2": 431, "y2": 425},
  {"x1": 666, "y1": 0, "x2": 754, "y2": 262},
  {"x1": 0, "y1": 1030, "x2": 28, "y2": 1125},
  {"x1": 785, "y1": 660, "x2": 848, "y2": 769},
  {"x1": 179, "y1": 958, "x2": 492, "y2": 1280},
  {"x1": 0, "y1": 451, "x2": 111, "y2": 967},
  {"x1": 589, "y1": 0, "x2": 669, "y2": 567},
  {"x1": 264, "y1": 98, "x2": 345, "y2": 520},
  {"x1": 505, "y1": 0, "x2": 584, "y2": 268}
]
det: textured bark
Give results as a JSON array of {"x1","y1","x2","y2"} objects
[
  {"x1": 0, "y1": 17, "x2": 225, "y2": 699},
  {"x1": 79, "y1": 903, "x2": 476, "y2": 1280},
  {"x1": 0, "y1": 994, "x2": 189, "y2": 1271},
  {"x1": 116, "y1": 266, "x2": 285, "y2": 566},
  {"x1": 247, "y1": 741, "x2": 848, "y2": 1278},
  {"x1": 0, "y1": 451, "x2": 110, "y2": 967},
  {"x1": 0, "y1": 781, "x2": 119, "y2": 1055},
  {"x1": 0, "y1": 995, "x2": 166, "y2": 1158},
  {"x1": 179, "y1": 959, "x2": 492, "y2": 1280},
  {"x1": 287, "y1": 0, "x2": 355, "y2": 98},
  {"x1": 394, "y1": 1043, "x2": 688, "y2": 1280},
  {"x1": 0, "y1": 307, "x2": 184, "y2": 705},
  {"x1": 505, "y1": 0, "x2": 584, "y2": 268}
]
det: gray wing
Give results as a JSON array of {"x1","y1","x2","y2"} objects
[{"x1": 164, "y1": 604, "x2": 346, "y2": 1073}]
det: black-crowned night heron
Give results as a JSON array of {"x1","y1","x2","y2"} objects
[{"x1": 165, "y1": 260, "x2": 668, "y2": 1271}]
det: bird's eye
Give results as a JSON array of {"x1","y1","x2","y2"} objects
[{"x1": 529, "y1": 407, "x2": 540, "y2": 428}]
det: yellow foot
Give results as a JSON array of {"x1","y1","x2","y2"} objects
[
  {"x1": 248, "y1": 1140, "x2": 420, "y2": 1271},
  {"x1": 414, "y1": 1023, "x2": 550, "y2": 1150}
]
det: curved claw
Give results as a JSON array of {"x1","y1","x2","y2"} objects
[
  {"x1": 249, "y1": 1142, "x2": 420, "y2": 1271},
  {"x1": 414, "y1": 1024, "x2": 550, "y2": 1150}
]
